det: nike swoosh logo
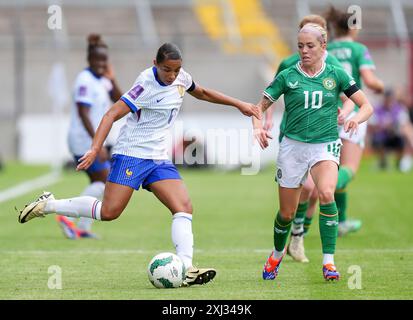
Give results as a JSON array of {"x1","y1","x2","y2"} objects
[{"x1": 156, "y1": 97, "x2": 165, "y2": 103}]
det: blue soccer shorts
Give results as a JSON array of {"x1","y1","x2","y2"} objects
[{"x1": 107, "y1": 154, "x2": 181, "y2": 191}]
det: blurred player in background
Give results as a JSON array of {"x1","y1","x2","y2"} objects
[
  {"x1": 369, "y1": 88, "x2": 413, "y2": 170},
  {"x1": 254, "y1": 24, "x2": 373, "y2": 281},
  {"x1": 303, "y1": 6, "x2": 385, "y2": 238},
  {"x1": 263, "y1": 14, "x2": 353, "y2": 263},
  {"x1": 57, "y1": 34, "x2": 122, "y2": 239},
  {"x1": 17, "y1": 43, "x2": 260, "y2": 286}
]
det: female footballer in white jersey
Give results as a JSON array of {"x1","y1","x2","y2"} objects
[
  {"x1": 18, "y1": 43, "x2": 260, "y2": 286},
  {"x1": 57, "y1": 34, "x2": 123, "y2": 239}
]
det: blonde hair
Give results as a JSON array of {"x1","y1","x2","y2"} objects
[
  {"x1": 299, "y1": 15, "x2": 327, "y2": 30},
  {"x1": 299, "y1": 23, "x2": 328, "y2": 44}
]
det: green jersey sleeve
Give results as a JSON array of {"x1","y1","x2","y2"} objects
[
  {"x1": 264, "y1": 71, "x2": 287, "y2": 102},
  {"x1": 336, "y1": 66, "x2": 358, "y2": 97},
  {"x1": 358, "y1": 44, "x2": 375, "y2": 70}
]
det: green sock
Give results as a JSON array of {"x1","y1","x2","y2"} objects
[
  {"x1": 319, "y1": 202, "x2": 339, "y2": 254},
  {"x1": 303, "y1": 216, "x2": 313, "y2": 235},
  {"x1": 336, "y1": 166, "x2": 353, "y2": 190},
  {"x1": 292, "y1": 201, "x2": 308, "y2": 235},
  {"x1": 335, "y1": 190, "x2": 347, "y2": 223},
  {"x1": 274, "y1": 211, "x2": 292, "y2": 252}
]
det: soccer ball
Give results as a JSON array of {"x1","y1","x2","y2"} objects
[{"x1": 147, "y1": 252, "x2": 185, "y2": 288}]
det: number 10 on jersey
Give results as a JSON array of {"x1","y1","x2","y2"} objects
[{"x1": 304, "y1": 91, "x2": 323, "y2": 109}]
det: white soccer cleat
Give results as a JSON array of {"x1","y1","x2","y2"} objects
[
  {"x1": 18, "y1": 191, "x2": 55, "y2": 224},
  {"x1": 287, "y1": 233, "x2": 309, "y2": 263},
  {"x1": 338, "y1": 219, "x2": 362, "y2": 236},
  {"x1": 399, "y1": 155, "x2": 412, "y2": 173},
  {"x1": 181, "y1": 266, "x2": 216, "y2": 286}
]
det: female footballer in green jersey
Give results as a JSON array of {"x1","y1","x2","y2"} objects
[
  {"x1": 253, "y1": 24, "x2": 373, "y2": 281},
  {"x1": 304, "y1": 7, "x2": 385, "y2": 238},
  {"x1": 263, "y1": 14, "x2": 355, "y2": 264}
]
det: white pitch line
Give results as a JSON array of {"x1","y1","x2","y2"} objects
[
  {"x1": 1, "y1": 248, "x2": 412, "y2": 255},
  {"x1": 0, "y1": 171, "x2": 61, "y2": 204}
]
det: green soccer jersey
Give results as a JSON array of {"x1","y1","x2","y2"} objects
[
  {"x1": 264, "y1": 62, "x2": 356, "y2": 144},
  {"x1": 327, "y1": 40, "x2": 375, "y2": 89},
  {"x1": 276, "y1": 52, "x2": 344, "y2": 141}
]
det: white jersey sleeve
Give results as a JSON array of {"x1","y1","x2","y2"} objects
[
  {"x1": 73, "y1": 73, "x2": 94, "y2": 106},
  {"x1": 180, "y1": 68, "x2": 195, "y2": 91},
  {"x1": 120, "y1": 74, "x2": 146, "y2": 113}
]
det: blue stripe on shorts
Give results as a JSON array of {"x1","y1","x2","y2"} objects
[{"x1": 107, "y1": 154, "x2": 181, "y2": 191}]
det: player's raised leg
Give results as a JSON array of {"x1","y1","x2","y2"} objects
[
  {"x1": 18, "y1": 181, "x2": 133, "y2": 224},
  {"x1": 56, "y1": 168, "x2": 108, "y2": 239},
  {"x1": 76, "y1": 169, "x2": 108, "y2": 238},
  {"x1": 311, "y1": 160, "x2": 340, "y2": 281},
  {"x1": 148, "y1": 178, "x2": 216, "y2": 286}
]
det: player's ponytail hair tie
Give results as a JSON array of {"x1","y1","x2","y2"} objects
[{"x1": 299, "y1": 23, "x2": 328, "y2": 44}]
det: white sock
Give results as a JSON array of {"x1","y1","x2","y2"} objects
[
  {"x1": 323, "y1": 254, "x2": 334, "y2": 265},
  {"x1": 273, "y1": 249, "x2": 285, "y2": 260},
  {"x1": 292, "y1": 219, "x2": 304, "y2": 235},
  {"x1": 45, "y1": 196, "x2": 102, "y2": 220},
  {"x1": 77, "y1": 181, "x2": 105, "y2": 231},
  {"x1": 171, "y1": 212, "x2": 193, "y2": 270}
]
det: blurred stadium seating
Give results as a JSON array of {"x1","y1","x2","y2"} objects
[{"x1": 0, "y1": 0, "x2": 412, "y2": 167}]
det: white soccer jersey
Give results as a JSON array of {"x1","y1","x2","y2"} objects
[
  {"x1": 68, "y1": 68, "x2": 113, "y2": 156},
  {"x1": 113, "y1": 66, "x2": 195, "y2": 159}
]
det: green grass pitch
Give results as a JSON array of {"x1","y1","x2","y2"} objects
[{"x1": 0, "y1": 159, "x2": 412, "y2": 299}]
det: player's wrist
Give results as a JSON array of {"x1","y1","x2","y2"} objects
[{"x1": 90, "y1": 146, "x2": 100, "y2": 154}]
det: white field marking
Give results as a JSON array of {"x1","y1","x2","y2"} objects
[
  {"x1": 1, "y1": 248, "x2": 413, "y2": 255},
  {"x1": 0, "y1": 171, "x2": 61, "y2": 204}
]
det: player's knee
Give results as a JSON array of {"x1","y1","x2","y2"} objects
[
  {"x1": 279, "y1": 208, "x2": 295, "y2": 221},
  {"x1": 300, "y1": 188, "x2": 312, "y2": 201},
  {"x1": 181, "y1": 199, "x2": 193, "y2": 214},
  {"x1": 310, "y1": 189, "x2": 319, "y2": 201},
  {"x1": 100, "y1": 204, "x2": 123, "y2": 221},
  {"x1": 170, "y1": 198, "x2": 192, "y2": 215},
  {"x1": 318, "y1": 189, "x2": 335, "y2": 204}
]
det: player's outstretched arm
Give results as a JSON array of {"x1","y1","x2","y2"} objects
[
  {"x1": 252, "y1": 96, "x2": 273, "y2": 149},
  {"x1": 188, "y1": 83, "x2": 261, "y2": 120},
  {"x1": 77, "y1": 99, "x2": 130, "y2": 171},
  {"x1": 360, "y1": 68, "x2": 384, "y2": 94},
  {"x1": 263, "y1": 106, "x2": 275, "y2": 131}
]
